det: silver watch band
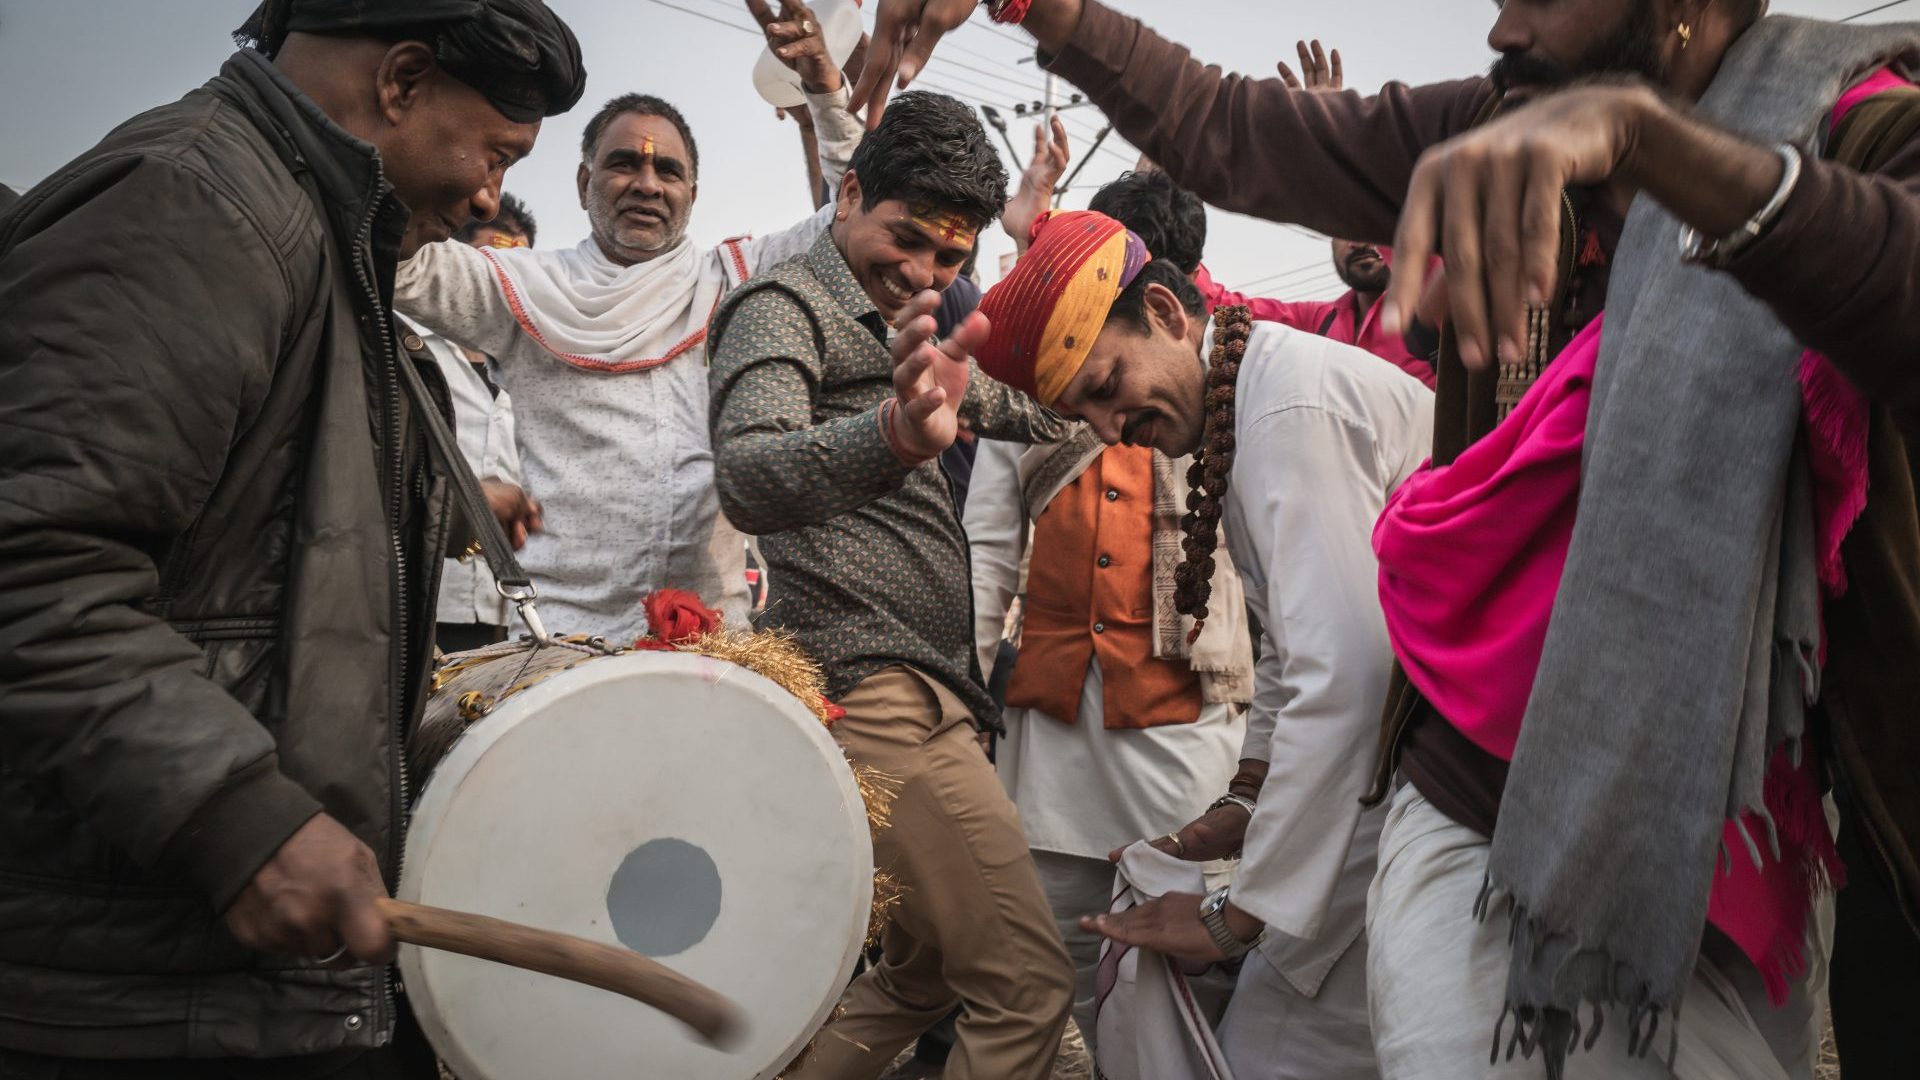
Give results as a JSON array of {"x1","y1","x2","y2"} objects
[
  {"x1": 1200, "y1": 886, "x2": 1260, "y2": 959},
  {"x1": 1208, "y1": 792, "x2": 1257, "y2": 818}
]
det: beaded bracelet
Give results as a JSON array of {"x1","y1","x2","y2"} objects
[{"x1": 878, "y1": 398, "x2": 933, "y2": 468}]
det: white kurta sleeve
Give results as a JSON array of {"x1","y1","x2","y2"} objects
[
  {"x1": 964, "y1": 439, "x2": 1028, "y2": 675},
  {"x1": 394, "y1": 240, "x2": 527, "y2": 362},
  {"x1": 808, "y1": 83, "x2": 862, "y2": 193},
  {"x1": 1227, "y1": 403, "x2": 1397, "y2": 943},
  {"x1": 741, "y1": 85, "x2": 861, "y2": 274},
  {"x1": 480, "y1": 387, "x2": 523, "y2": 488}
]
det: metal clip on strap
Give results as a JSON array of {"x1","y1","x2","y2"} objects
[{"x1": 390, "y1": 331, "x2": 551, "y2": 645}]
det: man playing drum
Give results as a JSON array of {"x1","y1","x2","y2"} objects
[
  {"x1": 0, "y1": 1, "x2": 583, "y2": 1074},
  {"x1": 708, "y1": 91, "x2": 1075, "y2": 1079}
]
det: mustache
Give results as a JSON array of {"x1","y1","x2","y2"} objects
[
  {"x1": 1120, "y1": 411, "x2": 1157, "y2": 445},
  {"x1": 1491, "y1": 50, "x2": 1572, "y2": 93}
]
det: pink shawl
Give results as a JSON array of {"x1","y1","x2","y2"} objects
[{"x1": 1369, "y1": 75, "x2": 1903, "y2": 996}]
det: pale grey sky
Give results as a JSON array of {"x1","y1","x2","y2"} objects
[{"x1": 0, "y1": 0, "x2": 1902, "y2": 298}]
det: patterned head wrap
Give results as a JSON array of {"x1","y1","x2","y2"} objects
[
  {"x1": 235, "y1": 0, "x2": 586, "y2": 122},
  {"x1": 976, "y1": 210, "x2": 1150, "y2": 406}
]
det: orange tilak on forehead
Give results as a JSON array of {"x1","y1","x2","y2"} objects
[
  {"x1": 488, "y1": 233, "x2": 529, "y2": 249},
  {"x1": 909, "y1": 206, "x2": 978, "y2": 248},
  {"x1": 641, "y1": 135, "x2": 656, "y2": 157}
]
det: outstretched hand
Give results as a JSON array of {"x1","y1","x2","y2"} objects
[
  {"x1": 1082, "y1": 891, "x2": 1262, "y2": 963},
  {"x1": 887, "y1": 290, "x2": 984, "y2": 461},
  {"x1": 853, "y1": 0, "x2": 979, "y2": 126},
  {"x1": 1276, "y1": 39, "x2": 1342, "y2": 91},
  {"x1": 1383, "y1": 81, "x2": 1658, "y2": 372},
  {"x1": 1003, "y1": 116, "x2": 1070, "y2": 252},
  {"x1": 747, "y1": 0, "x2": 844, "y2": 94}
]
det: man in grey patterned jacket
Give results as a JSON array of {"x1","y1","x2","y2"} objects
[{"x1": 708, "y1": 91, "x2": 1074, "y2": 1080}]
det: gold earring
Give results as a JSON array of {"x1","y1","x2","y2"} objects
[{"x1": 1677, "y1": 22, "x2": 1692, "y2": 48}]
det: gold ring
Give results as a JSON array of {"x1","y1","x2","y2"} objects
[
  {"x1": 1164, "y1": 832, "x2": 1184, "y2": 856},
  {"x1": 800, "y1": 18, "x2": 814, "y2": 34}
]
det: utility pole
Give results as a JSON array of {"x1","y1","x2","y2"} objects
[{"x1": 1043, "y1": 73, "x2": 1059, "y2": 207}]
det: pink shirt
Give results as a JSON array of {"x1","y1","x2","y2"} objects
[{"x1": 1194, "y1": 264, "x2": 1436, "y2": 388}]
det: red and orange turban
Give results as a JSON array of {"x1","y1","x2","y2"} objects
[{"x1": 977, "y1": 210, "x2": 1150, "y2": 406}]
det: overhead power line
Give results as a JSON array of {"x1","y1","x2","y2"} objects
[
  {"x1": 1841, "y1": 0, "x2": 1914, "y2": 21},
  {"x1": 642, "y1": 0, "x2": 761, "y2": 35}
]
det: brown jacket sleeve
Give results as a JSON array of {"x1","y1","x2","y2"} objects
[
  {"x1": 1726, "y1": 144, "x2": 1920, "y2": 410},
  {"x1": 1046, "y1": 0, "x2": 1494, "y2": 243}
]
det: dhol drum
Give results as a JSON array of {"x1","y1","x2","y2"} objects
[{"x1": 401, "y1": 642, "x2": 873, "y2": 1080}]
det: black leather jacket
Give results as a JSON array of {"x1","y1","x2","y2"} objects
[{"x1": 0, "y1": 49, "x2": 449, "y2": 1057}]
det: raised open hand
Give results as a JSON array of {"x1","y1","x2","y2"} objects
[
  {"x1": 887, "y1": 290, "x2": 983, "y2": 461},
  {"x1": 1003, "y1": 115, "x2": 1070, "y2": 252},
  {"x1": 1276, "y1": 39, "x2": 1342, "y2": 92},
  {"x1": 746, "y1": 0, "x2": 843, "y2": 94}
]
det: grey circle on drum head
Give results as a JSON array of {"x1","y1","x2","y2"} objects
[{"x1": 606, "y1": 838, "x2": 722, "y2": 958}]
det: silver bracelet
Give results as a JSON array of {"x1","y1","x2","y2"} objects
[
  {"x1": 1208, "y1": 792, "x2": 1257, "y2": 818},
  {"x1": 1678, "y1": 143, "x2": 1802, "y2": 268}
]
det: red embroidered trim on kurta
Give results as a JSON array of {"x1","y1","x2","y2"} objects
[{"x1": 481, "y1": 237, "x2": 751, "y2": 375}]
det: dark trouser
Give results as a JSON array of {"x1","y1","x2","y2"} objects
[
  {"x1": 0, "y1": 1009, "x2": 437, "y2": 1080},
  {"x1": 1830, "y1": 795, "x2": 1920, "y2": 1080},
  {"x1": 434, "y1": 621, "x2": 506, "y2": 655}
]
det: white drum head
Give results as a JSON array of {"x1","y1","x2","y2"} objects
[{"x1": 400, "y1": 651, "x2": 872, "y2": 1080}]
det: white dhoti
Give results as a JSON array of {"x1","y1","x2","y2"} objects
[
  {"x1": 1366, "y1": 783, "x2": 1831, "y2": 1080},
  {"x1": 1217, "y1": 930, "x2": 1377, "y2": 1080}
]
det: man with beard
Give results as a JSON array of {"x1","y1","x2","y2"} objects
[
  {"x1": 975, "y1": 209, "x2": 1430, "y2": 1080},
  {"x1": 861, "y1": 0, "x2": 1920, "y2": 1076},
  {"x1": 0, "y1": 0, "x2": 583, "y2": 1072},
  {"x1": 707, "y1": 91, "x2": 1073, "y2": 1080},
  {"x1": 394, "y1": 0, "x2": 862, "y2": 642},
  {"x1": 1199, "y1": 236, "x2": 1435, "y2": 388}
]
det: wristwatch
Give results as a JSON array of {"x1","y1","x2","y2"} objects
[{"x1": 1198, "y1": 885, "x2": 1262, "y2": 959}]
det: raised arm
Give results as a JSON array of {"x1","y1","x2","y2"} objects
[
  {"x1": 393, "y1": 240, "x2": 528, "y2": 361},
  {"x1": 1194, "y1": 263, "x2": 1341, "y2": 331},
  {"x1": 857, "y1": 0, "x2": 1490, "y2": 242},
  {"x1": 1723, "y1": 125, "x2": 1920, "y2": 408},
  {"x1": 742, "y1": 0, "x2": 865, "y2": 271},
  {"x1": 1383, "y1": 78, "x2": 1920, "y2": 397}
]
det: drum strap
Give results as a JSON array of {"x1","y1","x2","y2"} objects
[{"x1": 394, "y1": 332, "x2": 560, "y2": 645}]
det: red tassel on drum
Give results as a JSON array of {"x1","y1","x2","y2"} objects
[{"x1": 639, "y1": 589, "x2": 723, "y2": 646}]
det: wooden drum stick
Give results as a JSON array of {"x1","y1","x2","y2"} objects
[{"x1": 375, "y1": 897, "x2": 745, "y2": 1047}]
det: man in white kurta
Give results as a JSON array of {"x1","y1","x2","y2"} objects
[
  {"x1": 394, "y1": 83, "x2": 860, "y2": 642},
  {"x1": 972, "y1": 217, "x2": 1432, "y2": 1077},
  {"x1": 1190, "y1": 318, "x2": 1431, "y2": 1077},
  {"x1": 966, "y1": 432, "x2": 1251, "y2": 1054}
]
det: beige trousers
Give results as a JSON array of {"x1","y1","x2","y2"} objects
[{"x1": 785, "y1": 667, "x2": 1074, "y2": 1080}]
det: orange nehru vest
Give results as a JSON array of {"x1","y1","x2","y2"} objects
[{"x1": 1005, "y1": 445, "x2": 1203, "y2": 730}]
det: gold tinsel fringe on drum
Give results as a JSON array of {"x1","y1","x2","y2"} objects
[
  {"x1": 670, "y1": 627, "x2": 836, "y2": 725},
  {"x1": 670, "y1": 629, "x2": 904, "y2": 935}
]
